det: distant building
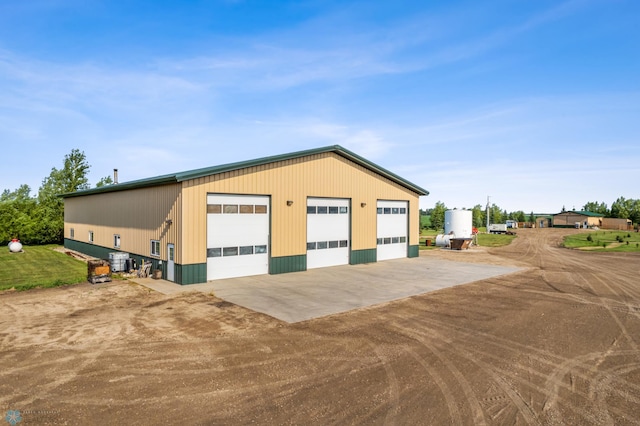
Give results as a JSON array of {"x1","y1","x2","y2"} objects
[
  {"x1": 532, "y1": 215, "x2": 552, "y2": 228},
  {"x1": 601, "y1": 218, "x2": 633, "y2": 231},
  {"x1": 553, "y1": 211, "x2": 604, "y2": 228}
]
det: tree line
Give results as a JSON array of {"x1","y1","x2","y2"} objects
[
  {"x1": 1, "y1": 149, "x2": 111, "y2": 245},
  {"x1": 422, "y1": 199, "x2": 640, "y2": 231},
  {"x1": 4, "y1": 149, "x2": 638, "y2": 244}
]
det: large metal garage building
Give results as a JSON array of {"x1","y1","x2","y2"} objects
[{"x1": 62, "y1": 145, "x2": 428, "y2": 284}]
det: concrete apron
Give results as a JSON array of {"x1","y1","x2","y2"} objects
[{"x1": 131, "y1": 256, "x2": 521, "y2": 323}]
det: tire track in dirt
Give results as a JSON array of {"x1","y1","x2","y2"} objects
[
  {"x1": 391, "y1": 323, "x2": 539, "y2": 425},
  {"x1": 394, "y1": 321, "x2": 640, "y2": 425},
  {"x1": 539, "y1": 349, "x2": 640, "y2": 424},
  {"x1": 388, "y1": 308, "x2": 640, "y2": 425},
  {"x1": 570, "y1": 272, "x2": 640, "y2": 353},
  {"x1": 407, "y1": 314, "x2": 640, "y2": 402},
  {"x1": 402, "y1": 345, "x2": 463, "y2": 425},
  {"x1": 384, "y1": 323, "x2": 487, "y2": 425},
  {"x1": 372, "y1": 347, "x2": 400, "y2": 426}
]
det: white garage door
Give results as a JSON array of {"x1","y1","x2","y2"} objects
[
  {"x1": 307, "y1": 198, "x2": 350, "y2": 269},
  {"x1": 377, "y1": 200, "x2": 408, "y2": 261},
  {"x1": 207, "y1": 194, "x2": 269, "y2": 280}
]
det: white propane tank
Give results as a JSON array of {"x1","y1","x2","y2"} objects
[
  {"x1": 8, "y1": 239, "x2": 23, "y2": 253},
  {"x1": 444, "y1": 210, "x2": 473, "y2": 239},
  {"x1": 435, "y1": 234, "x2": 451, "y2": 248}
]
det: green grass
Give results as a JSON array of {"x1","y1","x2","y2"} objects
[
  {"x1": 476, "y1": 233, "x2": 517, "y2": 247},
  {"x1": 419, "y1": 229, "x2": 515, "y2": 249},
  {"x1": 563, "y1": 231, "x2": 640, "y2": 252},
  {"x1": 420, "y1": 215, "x2": 432, "y2": 229},
  {"x1": 0, "y1": 245, "x2": 87, "y2": 291}
]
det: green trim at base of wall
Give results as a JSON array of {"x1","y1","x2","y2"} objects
[
  {"x1": 350, "y1": 248, "x2": 376, "y2": 265},
  {"x1": 176, "y1": 263, "x2": 207, "y2": 285},
  {"x1": 65, "y1": 238, "x2": 112, "y2": 260},
  {"x1": 270, "y1": 255, "x2": 306, "y2": 274},
  {"x1": 408, "y1": 245, "x2": 419, "y2": 258},
  {"x1": 64, "y1": 238, "x2": 197, "y2": 284}
]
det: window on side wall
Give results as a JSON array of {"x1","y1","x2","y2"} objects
[
  {"x1": 88, "y1": 231, "x2": 94, "y2": 243},
  {"x1": 151, "y1": 240, "x2": 160, "y2": 257},
  {"x1": 114, "y1": 234, "x2": 121, "y2": 248},
  {"x1": 70, "y1": 228, "x2": 75, "y2": 239}
]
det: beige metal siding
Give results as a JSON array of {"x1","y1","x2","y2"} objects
[
  {"x1": 181, "y1": 152, "x2": 420, "y2": 264},
  {"x1": 601, "y1": 218, "x2": 632, "y2": 230},
  {"x1": 64, "y1": 183, "x2": 182, "y2": 262},
  {"x1": 553, "y1": 213, "x2": 602, "y2": 227}
]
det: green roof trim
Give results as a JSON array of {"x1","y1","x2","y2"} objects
[
  {"x1": 555, "y1": 210, "x2": 605, "y2": 217},
  {"x1": 61, "y1": 145, "x2": 429, "y2": 198}
]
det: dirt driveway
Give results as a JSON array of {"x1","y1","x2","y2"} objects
[{"x1": 1, "y1": 228, "x2": 639, "y2": 425}]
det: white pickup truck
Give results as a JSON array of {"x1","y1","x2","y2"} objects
[{"x1": 488, "y1": 223, "x2": 508, "y2": 234}]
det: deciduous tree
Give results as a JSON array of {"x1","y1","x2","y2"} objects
[{"x1": 431, "y1": 201, "x2": 447, "y2": 231}]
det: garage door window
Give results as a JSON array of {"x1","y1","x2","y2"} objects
[
  {"x1": 223, "y1": 247, "x2": 238, "y2": 256},
  {"x1": 240, "y1": 246, "x2": 254, "y2": 255},
  {"x1": 308, "y1": 240, "x2": 349, "y2": 250},
  {"x1": 211, "y1": 203, "x2": 267, "y2": 214},
  {"x1": 309, "y1": 205, "x2": 349, "y2": 214},
  {"x1": 208, "y1": 204, "x2": 222, "y2": 214},
  {"x1": 208, "y1": 246, "x2": 267, "y2": 257},
  {"x1": 207, "y1": 248, "x2": 222, "y2": 257},
  {"x1": 377, "y1": 207, "x2": 406, "y2": 215},
  {"x1": 224, "y1": 205, "x2": 239, "y2": 214},
  {"x1": 377, "y1": 236, "x2": 406, "y2": 245}
]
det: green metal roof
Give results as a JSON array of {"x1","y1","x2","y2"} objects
[
  {"x1": 61, "y1": 145, "x2": 429, "y2": 198},
  {"x1": 555, "y1": 210, "x2": 605, "y2": 217}
]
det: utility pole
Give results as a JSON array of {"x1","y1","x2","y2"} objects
[{"x1": 486, "y1": 196, "x2": 490, "y2": 232}]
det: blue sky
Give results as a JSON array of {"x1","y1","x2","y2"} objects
[{"x1": 1, "y1": 0, "x2": 638, "y2": 213}]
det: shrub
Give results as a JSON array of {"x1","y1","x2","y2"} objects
[{"x1": 587, "y1": 235, "x2": 593, "y2": 242}]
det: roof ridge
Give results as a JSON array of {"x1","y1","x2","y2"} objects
[{"x1": 61, "y1": 145, "x2": 428, "y2": 197}]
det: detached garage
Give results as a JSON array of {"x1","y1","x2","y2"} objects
[{"x1": 62, "y1": 145, "x2": 428, "y2": 284}]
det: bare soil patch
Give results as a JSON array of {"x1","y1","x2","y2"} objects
[{"x1": 1, "y1": 228, "x2": 639, "y2": 424}]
